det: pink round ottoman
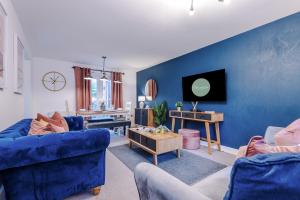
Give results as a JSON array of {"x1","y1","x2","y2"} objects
[{"x1": 179, "y1": 129, "x2": 200, "y2": 150}]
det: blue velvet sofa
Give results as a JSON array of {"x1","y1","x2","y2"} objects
[{"x1": 0, "y1": 116, "x2": 110, "y2": 200}]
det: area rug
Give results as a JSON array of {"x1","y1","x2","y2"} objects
[{"x1": 108, "y1": 144, "x2": 226, "y2": 185}]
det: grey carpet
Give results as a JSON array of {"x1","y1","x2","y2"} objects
[{"x1": 108, "y1": 144, "x2": 226, "y2": 185}]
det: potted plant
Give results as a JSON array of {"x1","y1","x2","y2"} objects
[
  {"x1": 175, "y1": 101, "x2": 183, "y2": 111},
  {"x1": 153, "y1": 101, "x2": 168, "y2": 127}
]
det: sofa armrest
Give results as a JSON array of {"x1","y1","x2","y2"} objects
[
  {"x1": 0, "y1": 128, "x2": 110, "y2": 170},
  {"x1": 64, "y1": 116, "x2": 84, "y2": 131},
  {"x1": 224, "y1": 153, "x2": 300, "y2": 200},
  {"x1": 134, "y1": 163, "x2": 211, "y2": 200}
]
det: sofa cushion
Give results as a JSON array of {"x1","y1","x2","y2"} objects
[
  {"x1": 193, "y1": 166, "x2": 232, "y2": 200},
  {"x1": 254, "y1": 142, "x2": 300, "y2": 154},
  {"x1": 47, "y1": 123, "x2": 66, "y2": 133},
  {"x1": 37, "y1": 112, "x2": 69, "y2": 131},
  {"x1": 28, "y1": 120, "x2": 53, "y2": 135},
  {"x1": 264, "y1": 126, "x2": 283, "y2": 145},
  {"x1": 275, "y1": 119, "x2": 300, "y2": 146},
  {"x1": 52, "y1": 112, "x2": 69, "y2": 131},
  {"x1": 224, "y1": 153, "x2": 300, "y2": 200}
]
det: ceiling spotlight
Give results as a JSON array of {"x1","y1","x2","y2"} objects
[{"x1": 189, "y1": 0, "x2": 195, "y2": 16}]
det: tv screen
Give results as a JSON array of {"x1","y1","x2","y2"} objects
[{"x1": 182, "y1": 69, "x2": 226, "y2": 102}]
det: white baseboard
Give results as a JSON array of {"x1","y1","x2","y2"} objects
[{"x1": 200, "y1": 141, "x2": 238, "y2": 155}]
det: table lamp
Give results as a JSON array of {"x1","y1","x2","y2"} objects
[{"x1": 138, "y1": 96, "x2": 146, "y2": 108}]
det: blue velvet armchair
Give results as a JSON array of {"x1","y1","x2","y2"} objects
[{"x1": 0, "y1": 116, "x2": 110, "y2": 200}]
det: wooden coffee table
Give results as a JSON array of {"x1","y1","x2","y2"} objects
[{"x1": 128, "y1": 128, "x2": 183, "y2": 165}]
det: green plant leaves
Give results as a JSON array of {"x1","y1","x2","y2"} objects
[{"x1": 153, "y1": 101, "x2": 168, "y2": 126}]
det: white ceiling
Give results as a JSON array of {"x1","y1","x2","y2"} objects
[{"x1": 12, "y1": 0, "x2": 300, "y2": 69}]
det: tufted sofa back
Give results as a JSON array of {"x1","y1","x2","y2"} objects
[{"x1": 0, "y1": 116, "x2": 84, "y2": 139}]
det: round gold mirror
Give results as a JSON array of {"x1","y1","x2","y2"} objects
[{"x1": 145, "y1": 79, "x2": 157, "y2": 101}]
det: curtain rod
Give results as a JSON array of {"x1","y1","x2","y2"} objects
[{"x1": 72, "y1": 66, "x2": 125, "y2": 75}]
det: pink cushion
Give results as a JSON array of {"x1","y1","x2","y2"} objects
[
  {"x1": 254, "y1": 142, "x2": 300, "y2": 154},
  {"x1": 238, "y1": 134, "x2": 300, "y2": 158},
  {"x1": 47, "y1": 123, "x2": 66, "y2": 133},
  {"x1": 236, "y1": 136, "x2": 264, "y2": 158},
  {"x1": 275, "y1": 119, "x2": 300, "y2": 146},
  {"x1": 178, "y1": 129, "x2": 199, "y2": 137},
  {"x1": 28, "y1": 120, "x2": 52, "y2": 135}
]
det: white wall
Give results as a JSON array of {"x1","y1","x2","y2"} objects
[
  {"x1": 0, "y1": 0, "x2": 31, "y2": 130},
  {"x1": 32, "y1": 57, "x2": 137, "y2": 117},
  {"x1": 23, "y1": 59, "x2": 32, "y2": 117},
  {"x1": 32, "y1": 57, "x2": 76, "y2": 116}
]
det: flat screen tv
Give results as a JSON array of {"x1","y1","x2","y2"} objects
[{"x1": 182, "y1": 69, "x2": 226, "y2": 102}]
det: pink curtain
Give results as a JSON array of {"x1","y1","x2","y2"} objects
[
  {"x1": 73, "y1": 66, "x2": 91, "y2": 111},
  {"x1": 112, "y1": 72, "x2": 123, "y2": 109}
]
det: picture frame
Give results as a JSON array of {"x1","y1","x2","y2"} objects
[
  {"x1": 13, "y1": 33, "x2": 24, "y2": 94},
  {"x1": 0, "y1": 3, "x2": 7, "y2": 89}
]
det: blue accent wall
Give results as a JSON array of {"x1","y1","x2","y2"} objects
[{"x1": 137, "y1": 12, "x2": 300, "y2": 149}]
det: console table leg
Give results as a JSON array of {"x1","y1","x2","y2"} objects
[
  {"x1": 215, "y1": 122, "x2": 221, "y2": 151},
  {"x1": 129, "y1": 141, "x2": 132, "y2": 149},
  {"x1": 176, "y1": 149, "x2": 181, "y2": 158},
  {"x1": 153, "y1": 154, "x2": 158, "y2": 166},
  {"x1": 205, "y1": 122, "x2": 212, "y2": 155},
  {"x1": 171, "y1": 117, "x2": 175, "y2": 132},
  {"x1": 181, "y1": 119, "x2": 184, "y2": 129}
]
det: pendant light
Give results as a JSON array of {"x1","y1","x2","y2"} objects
[
  {"x1": 189, "y1": 0, "x2": 195, "y2": 16},
  {"x1": 219, "y1": 0, "x2": 231, "y2": 4},
  {"x1": 114, "y1": 80, "x2": 122, "y2": 84},
  {"x1": 188, "y1": 0, "x2": 231, "y2": 16},
  {"x1": 84, "y1": 70, "x2": 95, "y2": 80},
  {"x1": 100, "y1": 56, "x2": 108, "y2": 81}
]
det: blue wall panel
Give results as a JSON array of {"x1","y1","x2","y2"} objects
[{"x1": 137, "y1": 12, "x2": 300, "y2": 148}]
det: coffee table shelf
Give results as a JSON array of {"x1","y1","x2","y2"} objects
[{"x1": 128, "y1": 128, "x2": 183, "y2": 165}]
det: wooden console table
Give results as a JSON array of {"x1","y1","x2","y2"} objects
[{"x1": 169, "y1": 110, "x2": 224, "y2": 155}]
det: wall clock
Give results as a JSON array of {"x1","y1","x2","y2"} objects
[{"x1": 42, "y1": 71, "x2": 66, "y2": 91}]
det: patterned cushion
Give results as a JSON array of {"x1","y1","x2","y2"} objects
[
  {"x1": 37, "y1": 112, "x2": 69, "y2": 132},
  {"x1": 28, "y1": 120, "x2": 52, "y2": 135},
  {"x1": 52, "y1": 112, "x2": 69, "y2": 131}
]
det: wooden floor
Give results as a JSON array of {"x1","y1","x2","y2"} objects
[{"x1": 66, "y1": 134, "x2": 236, "y2": 200}]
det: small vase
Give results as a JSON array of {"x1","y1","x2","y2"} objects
[{"x1": 177, "y1": 107, "x2": 182, "y2": 111}]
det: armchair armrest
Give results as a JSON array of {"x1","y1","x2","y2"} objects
[
  {"x1": 134, "y1": 163, "x2": 210, "y2": 200},
  {"x1": 224, "y1": 153, "x2": 300, "y2": 200},
  {"x1": 0, "y1": 128, "x2": 110, "y2": 170}
]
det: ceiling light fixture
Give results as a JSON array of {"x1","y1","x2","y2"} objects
[
  {"x1": 189, "y1": 0, "x2": 195, "y2": 16},
  {"x1": 218, "y1": 0, "x2": 231, "y2": 4},
  {"x1": 188, "y1": 0, "x2": 231, "y2": 15},
  {"x1": 99, "y1": 56, "x2": 108, "y2": 81},
  {"x1": 84, "y1": 70, "x2": 95, "y2": 80}
]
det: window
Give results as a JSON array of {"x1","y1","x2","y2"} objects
[{"x1": 91, "y1": 79, "x2": 112, "y2": 110}]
